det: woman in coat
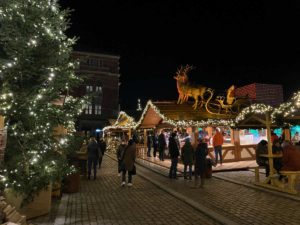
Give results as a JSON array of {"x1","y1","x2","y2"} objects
[
  {"x1": 181, "y1": 138, "x2": 194, "y2": 180},
  {"x1": 121, "y1": 139, "x2": 136, "y2": 187},
  {"x1": 194, "y1": 139, "x2": 208, "y2": 188},
  {"x1": 116, "y1": 139, "x2": 127, "y2": 176}
]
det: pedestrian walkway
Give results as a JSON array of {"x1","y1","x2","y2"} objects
[
  {"x1": 135, "y1": 156, "x2": 300, "y2": 225},
  {"x1": 30, "y1": 154, "x2": 300, "y2": 225},
  {"x1": 30, "y1": 156, "x2": 221, "y2": 225}
]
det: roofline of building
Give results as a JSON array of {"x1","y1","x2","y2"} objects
[
  {"x1": 76, "y1": 69, "x2": 120, "y2": 77},
  {"x1": 73, "y1": 50, "x2": 120, "y2": 59}
]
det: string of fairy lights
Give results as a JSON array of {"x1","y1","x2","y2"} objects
[
  {"x1": 104, "y1": 95, "x2": 300, "y2": 133},
  {"x1": 0, "y1": 0, "x2": 88, "y2": 193},
  {"x1": 272, "y1": 91, "x2": 300, "y2": 120},
  {"x1": 102, "y1": 111, "x2": 137, "y2": 132}
]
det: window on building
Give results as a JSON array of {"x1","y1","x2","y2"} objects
[
  {"x1": 85, "y1": 104, "x2": 93, "y2": 115},
  {"x1": 86, "y1": 85, "x2": 93, "y2": 92},
  {"x1": 95, "y1": 86, "x2": 102, "y2": 93},
  {"x1": 95, "y1": 105, "x2": 101, "y2": 115}
]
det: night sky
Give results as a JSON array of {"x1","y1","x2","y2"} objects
[{"x1": 59, "y1": 0, "x2": 300, "y2": 110}]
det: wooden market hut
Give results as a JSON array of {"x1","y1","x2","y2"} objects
[
  {"x1": 234, "y1": 92, "x2": 300, "y2": 194},
  {"x1": 135, "y1": 100, "x2": 258, "y2": 163},
  {"x1": 103, "y1": 111, "x2": 137, "y2": 140}
]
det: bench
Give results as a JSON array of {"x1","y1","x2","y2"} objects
[
  {"x1": 279, "y1": 171, "x2": 300, "y2": 194},
  {"x1": 248, "y1": 166, "x2": 265, "y2": 182}
]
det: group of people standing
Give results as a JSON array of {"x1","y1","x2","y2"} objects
[{"x1": 166, "y1": 131, "x2": 210, "y2": 188}]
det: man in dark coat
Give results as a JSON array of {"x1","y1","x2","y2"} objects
[
  {"x1": 168, "y1": 132, "x2": 180, "y2": 179},
  {"x1": 147, "y1": 134, "x2": 152, "y2": 157},
  {"x1": 152, "y1": 133, "x2": 159, "y2": 158},
  {"x1": 87, "y1": 136, "x2": 100, "y2": 180},
  {"x1": 158, "y1": 130, "x2": 166, "y2": 161},
  {"x1": 194, "y1": 139, "x2": 208, "y2": 188},
  {"x1": 98, "y1": 138, "x2": 106, "y2": 168}
]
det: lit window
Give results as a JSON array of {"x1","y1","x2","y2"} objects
[
  {"x1": 86, "y1": 85, "x2": 93, "y2": 92},
  {"x1": 95, "y1": 86, "x2": 102, "y2": 93},
  {"x1": 85, "y1": 104, "x2": 93, "y2": 115},
  {"x1": 95, "y1": 105, "x2": 101, "y2": 115}
]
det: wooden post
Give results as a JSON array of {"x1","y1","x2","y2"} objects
[
  {"x1": 128, "y1": 129, "x2": 132, "y2": 139},
  {"x1": 193, "y1": 127, "x2": 199, "y2": 148},
  {"x1": 266, "y1": 113, "x2": 274, "y2": 176},
  {"x1": 0, "y1": 116, "x2": 6, "y2": 161},
  {"x1": 143, "y1": 129, "x2": 147, "y2": 147},
  {"x1": 233, "y1": 129, "x2": 241, "y2": 161},
  {"x1": 0, "y1": 116, "x2": 4, "y2": 128},
  {"x1": 284, "y1": 128, "x2": 291, "y2": 141},
  {"x1": 230, "y1": 128, "x2": 235, "y2": 145}
]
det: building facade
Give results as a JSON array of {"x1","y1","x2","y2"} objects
[
  {"x1": 235, "y1": 83, "x2": 284, "y2": 106},
  {"x1": 73, "y1": 51, "x2": 120, "y2": 134}
]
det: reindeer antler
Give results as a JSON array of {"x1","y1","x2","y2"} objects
[
  {"x1": 183, "y1": 64, "x2": 194, "y2": 74},
  {"x1": 176, "y1": 64, "x2": 194, "y2": 76}
]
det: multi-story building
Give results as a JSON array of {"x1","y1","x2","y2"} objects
[
  {"x1": 235, "y1": 83, "x2": 284, "y2": 106},
  {"x1": 72, "y1": 51, "x2": 120, "y2": 134}
]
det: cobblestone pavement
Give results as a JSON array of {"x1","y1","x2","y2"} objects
[
  {"x1": 31, "y1": 156, "x2": 221, "y2": 225},
  {"x1": 30, "y1": 154, "x2": 300, "y2": 225},
  {"x1": 135, "y1": 159, "x2": 300, "y2": 225}
]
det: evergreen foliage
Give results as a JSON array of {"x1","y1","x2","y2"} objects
[{"x1": 0, "y1": 0, "x2": 87, "y2": 203}]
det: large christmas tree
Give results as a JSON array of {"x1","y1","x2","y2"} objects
[{"x1": 0, "y1": 0, "x2": 86, "y2": 202}]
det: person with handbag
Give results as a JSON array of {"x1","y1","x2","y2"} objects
[{"x1": 121, "y1": 139, "x2": 136, "y2": 187}]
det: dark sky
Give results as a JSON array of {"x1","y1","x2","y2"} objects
[{"x1": 59, "y1": 0, "x2": 300, "y2": 110}]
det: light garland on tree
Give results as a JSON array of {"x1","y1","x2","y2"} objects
[{"x1": 0, "y1": 0, "x2": 88, "y2": 203}]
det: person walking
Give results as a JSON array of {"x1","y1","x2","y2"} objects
[
  {"x1": 194, "y1": 139, "x2": 208, "y2": 188},
  {"x1": 98, "y1": 138, "x2": 106, "y2": 169},
  {"x1": 212, "y1": 128, "x2": 224, "y2": 166},
  {"x1": 116, "y1": 139, "x2": 127, "y2": 176},
  {"x1": 87, "y1": 136, "x2": 101, "y2": 180},
  {"x1": 121, "y1": 139, "x2": 136, "y2": 187},
  {"x1": 169, "y1": 132, "x2": 180, "y2": 179},
  {"x1": 181, "y1": 138, "x2": 194, "y2": 180},
  {"x1": 158, "y1": 130, "x2": 166, "y2": 161}
]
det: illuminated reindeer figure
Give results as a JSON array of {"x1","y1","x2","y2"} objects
[{"x1": 174, "y1": 65, "x2": 208, "y2": 109}]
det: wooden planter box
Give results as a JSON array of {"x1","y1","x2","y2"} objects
[
  {"x1": 4, "y1": 184, "x2": 52, "y2": 219},
  {"x1": 63, "y1": 173, "x2": 80, "y2": 193}
]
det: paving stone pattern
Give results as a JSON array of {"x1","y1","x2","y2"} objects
[
  {"x1": 33, "y1": 156, "x2": 221, "y2": 225},
  {"x1": 31, "y1": 155, "x2": 300, "y2": 225},
  {"x1": 136, "y1": 161, "x2": 300, "y2": 225}
]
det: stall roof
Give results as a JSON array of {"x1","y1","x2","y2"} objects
[
  {"x1": 272, "y1": 91, "x2": 300, "y2": 125},
  {"x1": 103, "y1": 111, "x2": 136, "y2": 132},
  {"x1": 136, "y1": 100, "x2": 235, "y2": 129}
]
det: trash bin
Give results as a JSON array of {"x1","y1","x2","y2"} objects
[{"x1": 205, "y1": 158, "x2": 213, "y2": 178}]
